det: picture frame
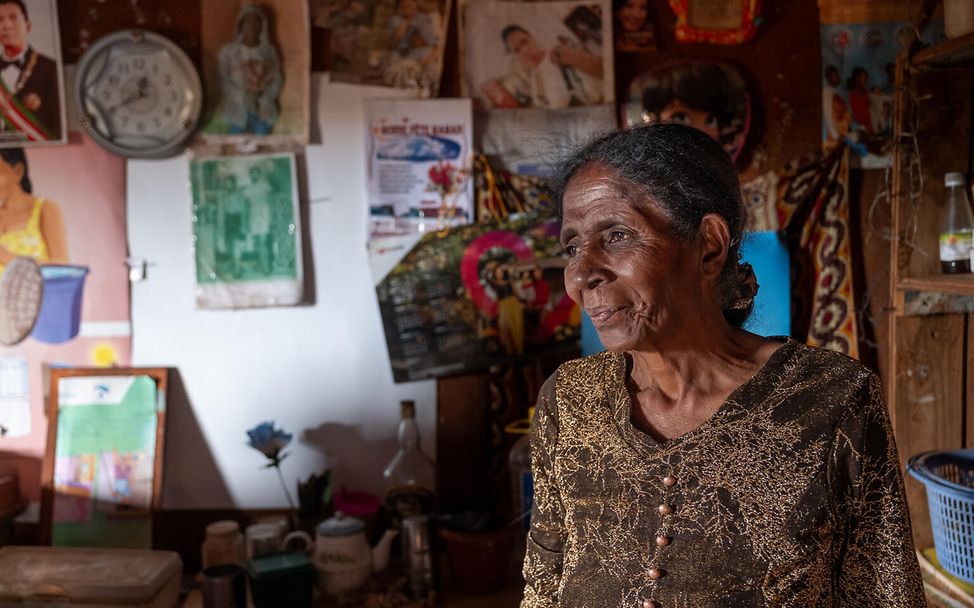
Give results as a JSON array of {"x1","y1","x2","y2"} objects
[
  {"x1": 39, "y1": 367, "x2": 168, "y2": 547},
  {"x1": 0, "y1": 0, "x2": 67, "y2": 146},
  {"x1": 668, "y1": 0, "x2": 762, "y2": 45}
]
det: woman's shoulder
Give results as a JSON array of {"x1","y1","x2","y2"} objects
[
  {"x1": 781, "y1": 339, "x2": 875, "y2": 386},
  {"x1": 765, "y1": 338, "x2": 881, "y2": 419}
]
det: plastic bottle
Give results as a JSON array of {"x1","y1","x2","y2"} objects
[
  {"x1": 383, "y1": 400, "x2": 436, "y2": 525},
  {"x1": 940, "y1": 172, "x2": 974, "y2": 274},
  {"x1": 507, "y1": 407, "x2": 534, "y2": 531}
]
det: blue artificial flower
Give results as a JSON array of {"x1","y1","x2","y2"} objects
[{"x1": 246, "y1": 421, "x2": 292, "y2": 468}]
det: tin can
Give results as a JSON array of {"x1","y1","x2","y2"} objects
[{"x1": 402, "y1": 514, "x2": 436, "y2": 599}]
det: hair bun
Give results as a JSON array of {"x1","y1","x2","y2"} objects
[{"x1": 723, "y1": 262, "x2": 758, "y2": 327}]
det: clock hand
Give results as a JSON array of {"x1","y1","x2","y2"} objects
[{"x1": 107, "y1": 78, "x2": 150, "y2": 114}]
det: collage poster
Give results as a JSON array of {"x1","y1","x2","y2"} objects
[
  {"x1": 365, "y1": 98, "x2": 473, "y2": 241},
  {"x1": 463, "y1": 0, "x2": 613, "y2": 110},
  {"x1": 190, "y1": 152, "x2": 304, "y2": 309},
  {"x1": 314, "y1": 0, "x2": 450, "y2": 97},
  {"x1": 819, "y1": 1, "x2": 944, "y2": 168},
  {"x1": 375, "y1": 208, "x2": 579, "y2": 382}
]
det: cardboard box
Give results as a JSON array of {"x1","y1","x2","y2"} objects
[{"x1": 0, "y1": 546, "x2": 181, "y2": 607}]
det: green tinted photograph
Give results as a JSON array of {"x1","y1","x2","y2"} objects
[{"x1": 190, "y1": 153, "x2": 299, "y2": 286}]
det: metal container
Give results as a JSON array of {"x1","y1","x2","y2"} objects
[{"x1": 401, "y1": 514, "x2": 435, "y2": 599}]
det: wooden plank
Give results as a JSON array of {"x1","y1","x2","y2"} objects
[
  {"x1": 968, "y1": 315, "x2": 974, "y2": 450},
  {"x1": 903, "y1": 291, "x2": 974, "y2": 316},
  {"x1": 901, "y1": 275, "x2": 974, "y2": 298},
  {"x1": 894, "y1": 315, "x2": 966, "y2": 550},
  {"x1": 914, "y1": 31, "x2": 974, "y2": 69},
  {"x1": 436, "y1": 373, "x2": 492, "y2": 514}
]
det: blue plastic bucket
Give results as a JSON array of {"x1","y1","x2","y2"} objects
[
  {"x1": 908, "y1": 449, "x2": 974, "y2": 584},
  {"x1": 31, "y1": 265, "x2": 89, "y2": 344}
]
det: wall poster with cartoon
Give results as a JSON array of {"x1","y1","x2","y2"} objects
[{"x1": 375, "y1": 207, "x2": 580, "y2": 383}]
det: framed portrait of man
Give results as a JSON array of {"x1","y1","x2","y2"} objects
[{"x1": 0, "y1": 0, "x2": 65, "y2": 146}]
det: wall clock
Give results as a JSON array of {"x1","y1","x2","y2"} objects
[{"x1": 74, "y1": 29, "x2": 203, "y2": 158}]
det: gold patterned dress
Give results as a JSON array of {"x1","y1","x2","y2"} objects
[{"x1": 522, "y1": 338, "x2": 925, "y2": 607}]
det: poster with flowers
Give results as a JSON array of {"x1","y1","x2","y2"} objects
[{"x1": 364, "y1": 98, "x2": 473, "y2": 241}]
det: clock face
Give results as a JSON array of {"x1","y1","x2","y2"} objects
[{"x1": 76, "y1": 31, "x2": 202, "y2": 158}]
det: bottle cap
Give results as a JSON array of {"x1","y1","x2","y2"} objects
[
  {"x1": 206, "y1": 520, "x2": 240, "y2": 539},
  {"x1": 401, "y1": 400, "x2": 416, "y2": 418},
  {"x1": 945, "y1": 172, "x2": 966, "y2": 187}
]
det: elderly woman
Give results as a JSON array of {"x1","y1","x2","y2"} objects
[{"x1": 522, "y1": 124, "x2": 923, "y2": 607}]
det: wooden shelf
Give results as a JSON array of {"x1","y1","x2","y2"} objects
[
  {"x1": 898, "y1": 274, "x2": 974, "y2": 296},
  {"x1": 913, "y1": 31, "x2": 974, "y2": 68}
]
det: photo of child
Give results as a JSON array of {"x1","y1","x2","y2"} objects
[{"x1": 622, "y1": 60, "x2": 751, "y2": 161}]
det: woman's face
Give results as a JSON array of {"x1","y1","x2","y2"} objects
[
  {"x1": 240, "y1": 14, "x2": 262, "y2": 47},
  {"x1": 659, "y1": 100, "x2": 720, "y2": 141},
  {"x1": 618, "y1": 0, "x2": 648, "y2": 32},
  {"x1": 507, "y1": 30, "x2": 545, "y2": 68},
  {"x1": 560, "y1": 164, "x2": 702, "y2": 352},
  {"x1": 0, "y1": 159, "x2": 24, "y2": 196},
  {"x1": 399, "y1": 0, "x2": 418, "y2": 18}
]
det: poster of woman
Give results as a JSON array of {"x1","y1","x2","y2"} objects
[
  {"x1": 200, "y1": 0, "x2": 310, "y2": 144},
  {"x1": 614, "y1": 0, "x2": 655, "y2": 52},
  {"x1": 463, "y1": 0, "x2": 613, "y2": 110}
]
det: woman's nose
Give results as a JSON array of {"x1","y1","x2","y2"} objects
[{"x1": 570, "y1": 246, "x2": 613, "y2": 291}]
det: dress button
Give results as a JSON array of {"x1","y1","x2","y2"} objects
[
  {"x1": 656, "y1": 535, "x2": 669, "y2": 547},
  {"x1": 662, "y1": 475, "x2": 677, "y2": 487},
  {"x1": 648, "y1": 567, "x2": 662, "y2": 580},
  {"x1": 642, "y1": 601, "x2": 657, "y2": 608},
  {"x1": 658, "y1": 504, "x2": 673, "y2": 515}
]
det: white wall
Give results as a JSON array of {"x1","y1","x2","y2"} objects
[{"x1": 126, "y1": 75, "x2": 435, "y2": 509}]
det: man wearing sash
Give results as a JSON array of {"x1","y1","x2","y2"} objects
[{"x1": 0, "y1": 0, "x2": 60, "y2": 142}]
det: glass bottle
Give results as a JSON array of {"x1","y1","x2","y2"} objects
[
  {"x1": 383, "y1": 400, "x2": 435, "y2": 525},
  {"x1": 940, "y1": 172, "x2": 974, "y2": 274}
]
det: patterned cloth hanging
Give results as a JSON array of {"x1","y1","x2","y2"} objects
[{"x1": 775, "y1": 145, "x2": 859, "y2": 358}]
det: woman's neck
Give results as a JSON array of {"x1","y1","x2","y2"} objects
[
  {"x1": 0, "y1": 189, "x2": 33, "y2": 211},
  {"x1": 626, "y1": 320, "x2": 768, "y2": 407}
]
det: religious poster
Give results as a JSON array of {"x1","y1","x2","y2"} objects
[
  {"x1": 819, "y1": 1, "x2": 944, "y2": 168},
  {"x1": 475, "y1": 104, "x2": 616, "y2": 177},
  {"x1": 190, "y1": 152, "x2": 304, "y2": 309},
  {"x1": 0, "y1": 133, "x2": 132, "y2": 503},
  {"x1": 462, "y1": 0, "x2": 613, "y2": 110},
  {"x1": 314, "y1": 0, "x2": 450, "y2": 97},
  {"x1": 365, "y1": 98, "x2": 473, "y2": 241},
  {"x1": 0, "y1": 0, "x2": 66, "y2": 146},
  {"x1": 199, "y1": 0, "x2": 310, "y2": 145},
  {"x1": 374, "y1": 207, "x2": 580, "y2": 382}
]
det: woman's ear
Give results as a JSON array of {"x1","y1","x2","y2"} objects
[
  {"x1": 698, "y1": 214, "x2": 730, "y2": 280},
  {"x1": 13, "y1": 163, "x2": 25, "y2": 182}
]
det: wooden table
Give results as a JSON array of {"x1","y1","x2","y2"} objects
[{"x1": 182, "y1": 581, "x2": 522, "y2": 607}]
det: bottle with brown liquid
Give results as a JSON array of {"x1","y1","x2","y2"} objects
[
  {"x1": 382, "y1": 400, "x2": 435, "y2": 526},
  {"x1": 940, "y1": 172, "x2": 974, "y2": 274}
]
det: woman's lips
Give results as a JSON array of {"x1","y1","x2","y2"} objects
[{"x1": 587, "y1": 305, "x2": 624, "y2": 326}]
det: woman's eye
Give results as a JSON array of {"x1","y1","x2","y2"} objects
[
  {"x1": 669, "y1": 112, "x2": 692, "y2": 125},
  {"x1": 563, "y1": 244, "x2": 578, "y2": 257},
  {"x1": 607, "y1": 230, "x2": 628, "y2": 243},
  {"x1": 704, "y1": 114, "x2": 719, "y2": 129}
]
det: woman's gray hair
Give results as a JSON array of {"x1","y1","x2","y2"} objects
[{"x1": 555, "y1": 123, "x2": 753, "y2": 326}]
